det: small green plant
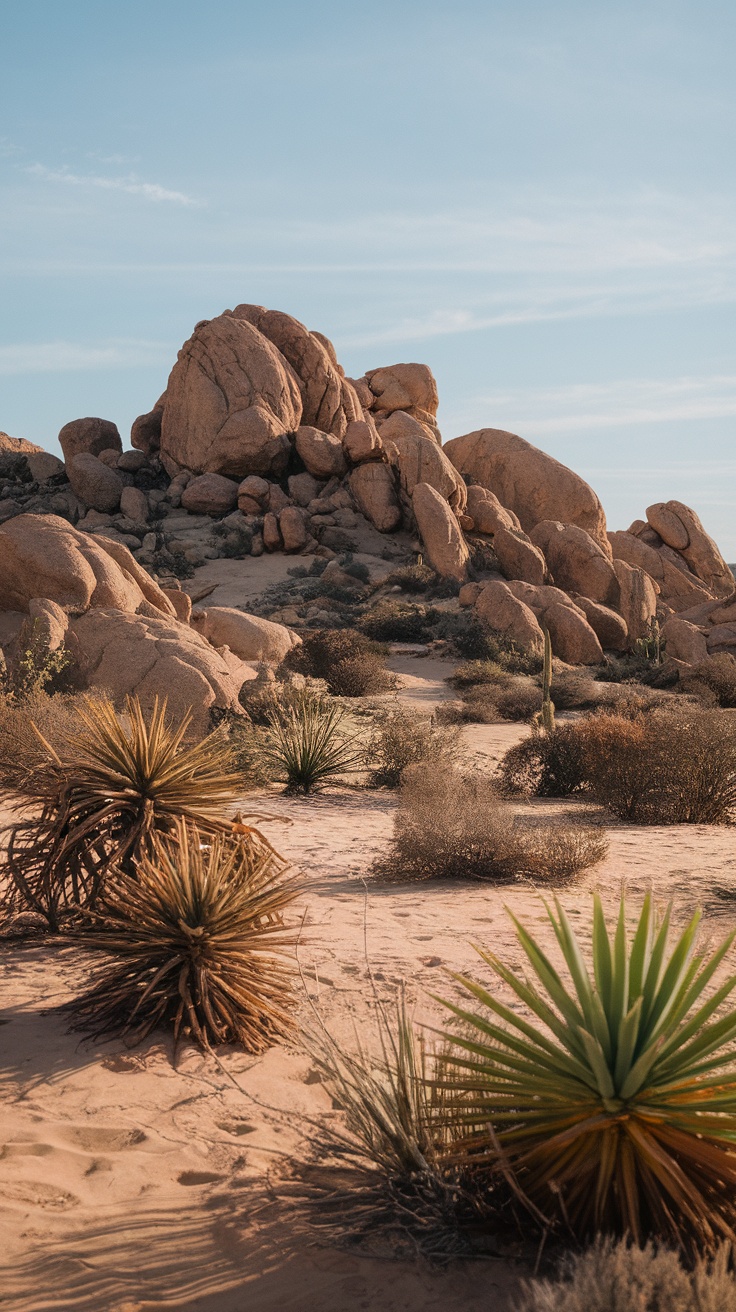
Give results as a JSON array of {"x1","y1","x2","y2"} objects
[
  {"x1": 0, "y1": 622, "x2": 72, "y2": 701},
  {"x1": 633, "y1": 617, "x2": 664, "y2": 665},
  {"x1": 65, "y1": 821, "x2": 297, "y2": 1053},
  {"x1": 260, "y1": 689, "x2": 364, "y2": 792},
  {"x1": 440, "y1": 894, "x2": 736, "y2": 1249}
]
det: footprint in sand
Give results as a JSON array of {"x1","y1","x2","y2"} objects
[
  {"x1": 60, "y1": 1127, "x2": 147, "y2": 1153},
  {"x1": 0, "y1": 1142, "x2": 54, "y2": 1159},
  {"x1": 2, "y1": 1180, "x2": 79, "y2": 1209},
  {"x1": 217, "y1": 1119, "x2": 257, "y2": 1137},
  {"x1": 177, "y1": 1170, "x2": 225, "y2": 1186}
]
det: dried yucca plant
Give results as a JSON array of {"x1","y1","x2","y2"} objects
[
  {"x1": 65, "y1": 820, "x2": 297, "y2": 1053},
  {"x1": 2, "y1": 695, "x2": 246, "y2": 928}
]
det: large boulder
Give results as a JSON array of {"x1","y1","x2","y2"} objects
[
  {"x1": 348, "y1": 463, "x2": 401, "y2": 533},
  {"x1": 645, "y1": 501, "x2": 733, "y2": 598},
  {"x1": 130, "y1": 394, "x2": 165, "y2": 456},
  {"x1": 493, "y1": 526, "x2": 546, "y2": 586},
  {"x1": 65, "y1": 453, "x2": 124, "y2": 513},
  {"x1": 342, "y1": 419, "x2": 383, "y2": 464},
  {"x1": 444, "y1": 428, "x2": 608, "y2": 551},
  {"x1": 379, "y1": 412, "x2": 466, "y2": 512},
  {"x1": 0, "y1": 514, "x2": 175, "y2": 617},
  {"x1": 0, "y1": 431, "x2": 43, "y2": 455},
  {"x1": 570, "y1": 595, "x2": 628, "y2": 651},
  {"x1": 180, "y1": 473, "x2": 240, "y2": 516},
  {"x1": 465, "y1": 484, "x2": 521, "y2": 535},
  {"x1": 608, "y1": 530, "x2": 712, "y2": 610},
  {"x1": 59, "y1": 417, "x2": 122, "y2": 462},
  {"x1": 474, "y1": 580, "x2": 545, "y2": 655},
  {"x1": 190, "y1": 607, "x2": 301, "y2": 664},
  {"x1": 231, "y1": 305, "x2": 361, "y2": 438},
  {"x1": 660, "y1": 616, "x2": 709, "y2": 666},
  {"x1": 361, "y1": 363, "x2": 440, "y2": 441},
  {"x1": 530, "y1": 520, "x2": 619, "y2": 606},
  {"x1": 158, "y1": 313, "x2": 302, "y2": 477},
  {"x1": 411, "y1": 483, "x2": 469, "y2": 581},
  {"x1": 295, "y1": 426, "x2": 347, "y2": 479},
  {"x1": 68, "y1": 608, "x2": 250, "y2": 736},
  {"x1": 613, "y1": 560, "x2": 658, "y2": 644},
  {"x1": 502, "y1": 581, "x2": 604, "y2": 665}
]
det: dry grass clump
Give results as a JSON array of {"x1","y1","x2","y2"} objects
[
  {"x1": 358, "y1": 600, "x2": 437, "y2": 644},
  {"x1": 549, "y1": 668, "x2": 602, "y2": 710},
  {"x1": 595, "y1": 682, "x2": 673, "y2": 716},
  {"x1": 281, "y1": 629, "x2": 394, "y2": 697},
  {"x1": 2, "y1": 695, "x2": 244, "y2": 928},
  {"x1": 517, "y1": 1238, "x2": 736, "y2": 1312},
  {"x1": 375, "y1": 765, "x2": 607, "y2": 884},
  {"x1": 449, "y1": 659, "x2": 512, "y2": 690},
  {"x1": 681, "y1": 653, "x2": 736, "y2": 708},
  {"x1": 500, "y1": 707, "x2": 736, "y2": 823},
  {"x1": 0, "y1": 690, "x2": 91, "y2": 791},
  {"x1": 65, "y1": 821, "x2": 296, "y2": 1054},
  {"x1": 494, "y1": 677, "x2": 544, "y2": 722},
  {"x1": 365, "y1": 707, "x2": 459, "y2": 787}
]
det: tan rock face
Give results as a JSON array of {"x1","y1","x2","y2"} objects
[
  {"x1": 570, "y1": 595, "x2": 628, "y2": 651},
  {"x1": 645, "y1": 500, "x2": 733, "y2": 598},
  {"x1": 59, "y1": 417, "x2": 122, "y2": 462},
  {"x1": 501, "y1": 580, "x2": 604, "y2": 664},
  {"x1": 342, "y1": 418, "x2": 383, "y2": 464},
  {"x1": 474, "y1": 580, "x2": 545, "y2": 654},
  {"x1": 349, "y1": 463, "x2": 401, "y2": 533},
  {"x1": 65, "y1": 453, "x2": 123, "y2": 513},
  {"x1": 69, "y1": 608, "x2": 247, "y2": 735},
  {"x1": 613, "y1": 559, "x2": 658, "y2": 644},
  {"x1": 381, "y1": 413, "x2": 466, "y2": 513},
  {"x1": 0, "y1": 514, "x2": 175, "y2": 617},
  {"x1": 159, "y1": 314, "x2": 301, "y2": 477},
  {"x1": 130, "y1": 397, "x2": 165, "y2": 455},
  {"x1": 608, "y1": 531, "x2": 712, "y2": 610},
  {"x1": 364, "y1": 363, "x2": 439, "y2": 437},
  {"x1": 231, "y1": 305, "x2": 361, "y2": 439},
  {"x1": 530, "y1": 520, "x2": 619, "y2": 606},
  {"x1": 661, "y1": 616, "x2": 709, "y2": 665},
  {"x1": 278, "y1": 506, "x2": 308, "y2": 552},
  {"x1": 493, "y1": 526, "x2": 546, "y2": 586},
  {"x1": 0, "y1": 431, "x2": 43, "y2": 455},
  {"x1": 465, "y1": 485, "x2": 521, "y2": 535},
  {"x1": 180, "y1": 473, "x2": 239, "y2": 516},
  {"x1": 190, "y1": 607, "x2": 300, "y2": 664},
  {"x1": 295, "y1": 426, "x2": 347, "y2": 479},
  {"x1": 411, "y1": 483, "x2": 469, "y2": 582},
  {"x1": 444, "y1": 428, "x2": 608, "y2": 551}
]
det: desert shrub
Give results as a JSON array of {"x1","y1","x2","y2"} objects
[
  {"x1": 681, "y1": 654, "x2": 736, "y2": 708},
  {"x1": 441, "y1": 613, "x2": 543, "y2": 673},
  {"x1": 457, "y1": 686, "x2": 500, "y2": 723},
  {"x1": 0, "y1": 691, "x2": 91, "y2": 791},
  {"x1": 281, "y1": 629, "x2": 394, "y2": 697},
  {"x1": 259, "y1": 689, "x2": 364, "y2": 792},
  {"x1": 494, "y1": 677, "x2": 543, "y2": 722},
  {"x1": 358, "y1": 601, "x2": 436, "y2": 644},
  {"x1": 581, "y1": 708, "x2": 736, "y2": 824},
  {"x1": 517, "y1": 1237, "x2": 736, "y2": 1312},
  {"x1": 65, "y1": 821, "x2": 296, "y2": 1053},
  {"x1": 375, "y1": 766, "x2": 606, "y2": 884},
  {"x1": 548, "y1": 669, "x2": 601, "y2": 710},
  {"x1": 2, "y1": 696, "x2": 245, "y2": 928},
  {"x1": 595, "y1": 682, "x2": 672, "y2": 717},
  {"x1": 239, "y1": 672, "x2": 314, "y2": 724},
  {"x1": 0, "y1": 623, "x2": 74, "y2": 701},
  {"x1": 365, "y1": 707, "x2": 459, "y2": 787},
  {"x1": 440, "y1": 895, "x2": 736, "y2": 1249},
  {"x1": 499, "y1": 724, "x2": 589, "y2": 797},
  {"x1": 385, "y1": 563, "x2": 437, "y2": 594},
  {"x1": 449, "y1": 659, "x2": 512, "y2": 690}
]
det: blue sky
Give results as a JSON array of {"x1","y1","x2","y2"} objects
[{"x1": 2, "y1": 0, "x2": 735, "y2": 554}]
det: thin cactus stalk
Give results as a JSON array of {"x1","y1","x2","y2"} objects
[{"x1": 540, "y1": 626, "x2": 555, "y2": 734}]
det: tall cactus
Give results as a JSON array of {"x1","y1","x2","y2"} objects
[{"x1": 540, "y1": 625, "x2": 555, "y2": 734}]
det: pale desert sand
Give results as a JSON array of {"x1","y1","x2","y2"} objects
[{"x1": 2, "y1": 655, "x2": 735, "y2": 1312}]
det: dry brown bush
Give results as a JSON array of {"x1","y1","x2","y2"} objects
[
  {"x1": 0, "y1": 691, "x2": 91, "y2": 792},
  {"x1": 494, "y1": 677, "x2": 543, "y2": 722},
  {"x1": 365, "y1": 707, "x2": 459, "y2": 787},
  {"x1": 449, "y1": 659, "x2": 512, "y2": 690},
  {"x1": 375, "y1": 765, "x2": 607, "y2": 884},
  {"x1": 681, "y1": 653, "x2": 736, "y2": 708},
  {"x1": 281, "y1": 629, "x2": 394, "y2": 697},
  {"x1": 517, "y1": 1236, "x2": 736, "y2": 1312},
  {"x1": 499, "y1": 724, "x2": 589, "y2": 797},
  {"x1": 595, "y1": 682, "x2": 673, "y2": 717}
]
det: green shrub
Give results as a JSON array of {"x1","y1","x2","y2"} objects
[
  {"x1": 375, "y1": 766, "x2": 607, "y2": 884},
  {"x1": 0, "y1": 622, "x2": 73, "y2": 700},
  {"x1": 365, "y1": 707, "x2": 459, "y2": 787},
  {"x1": 440, "y1": 895, "x2": 736, "y2": 1249},
  {"x1": 281, "y1": 629, "x2": 394, "y2": 697},
  {"x1": 517, "y1": 1237, "x2": 736, "y2": 1312},
  {"x1": 259, "y1": 689, "x2": 364, "y2": 792}
]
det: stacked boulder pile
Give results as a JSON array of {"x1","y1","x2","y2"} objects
[{"x1": 1, "y1": 303, "x2": 734, "y2": 717}]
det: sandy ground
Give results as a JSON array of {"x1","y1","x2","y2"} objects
[{"x1": 2, "y1": 654, "x2": 736, "y2": 1312}]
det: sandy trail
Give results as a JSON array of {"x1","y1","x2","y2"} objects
[{"x1": 2, "y1": 654, "x2": 735, "y2": 1312}]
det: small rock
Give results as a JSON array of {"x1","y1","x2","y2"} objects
[
  {"x1": 263, "y1": 512, "x2": 282, "y2": 552},
  {"x1": 59, "y1": 417, "x2": 122, "y2": 462},
  {"x1": 181, "y1": 473, "x2": 239, "y2": 516},
  {"x1": 120, "y1": 486, "x2": 150, "y2": 523},
  {"x1": 117, "y1": 449, "x2": 148, "y2": 472}
]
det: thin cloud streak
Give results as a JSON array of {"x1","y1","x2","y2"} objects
[
  {"x1": 0, "y1": 340, "x2": 173, "y2": 375},
  {"x1": 25, "y1": 164, "x2": 201, "y2": 206}
]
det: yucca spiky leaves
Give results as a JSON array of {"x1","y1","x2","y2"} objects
[
  {"x1": 65, "y1": 820, "x2": 297, "y2": 1052},
  {"x1": 3, "y1": 695, "x2": 245, "y2": 927},
  {"x1": 439, "y1": 895, "x2": 736, "y2": 1250},
  {"x1": 260, "y1": 689, "x2": 363, "y2": 792}
]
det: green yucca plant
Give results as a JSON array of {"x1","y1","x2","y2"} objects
[
  {"x1": 439, "y1": 895, "x2": 736, "y2": 1250},
  {"x1": 259, "y1": 689, "x2": 364, "y2": 792},
  {"x1": 3, "y1": 695, "x2": 246, "y2": 928},
  {"x1": 65, "y1": 820, "x2": 297, "y2": 1053}
]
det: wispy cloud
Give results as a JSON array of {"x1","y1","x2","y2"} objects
[
  {"x1": 25, "y1": 163, "x2": 201, "y2": 206},
  {"x1": 450, "y1": 374, "x2": 736, "y2": 437},
  {"x1": 0, "y1": 340, "x2": 172, "y2": 375}
]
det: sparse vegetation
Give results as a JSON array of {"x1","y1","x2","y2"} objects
[
  {"x1": 0, "y1": 690, "x2": 90, "y2": 791},
  {"x1": 65, "y1": 820, "x2": 296, "y2": 1053},
  {"x1": 375, "y1": 765, "x2": 607, "y2": 884},
  {"x1": 517, "y1": 1237, "x2": 736, "y2": 1312},
  {"x1": 681, "y1": 653, "x2": 736, "y2": 708},
  {"x1": 499, "y1": 722, "x2": 589, "y2": 797},
  {"x1": 440, "y1": 895, "x2": 736, "y2": 1249},
  {"x1": 365, "y1": 706, "x2": 459, "y2": 787},
  {"x1": 0, "y1": 622, "x2": 73, "y2": 701}
]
